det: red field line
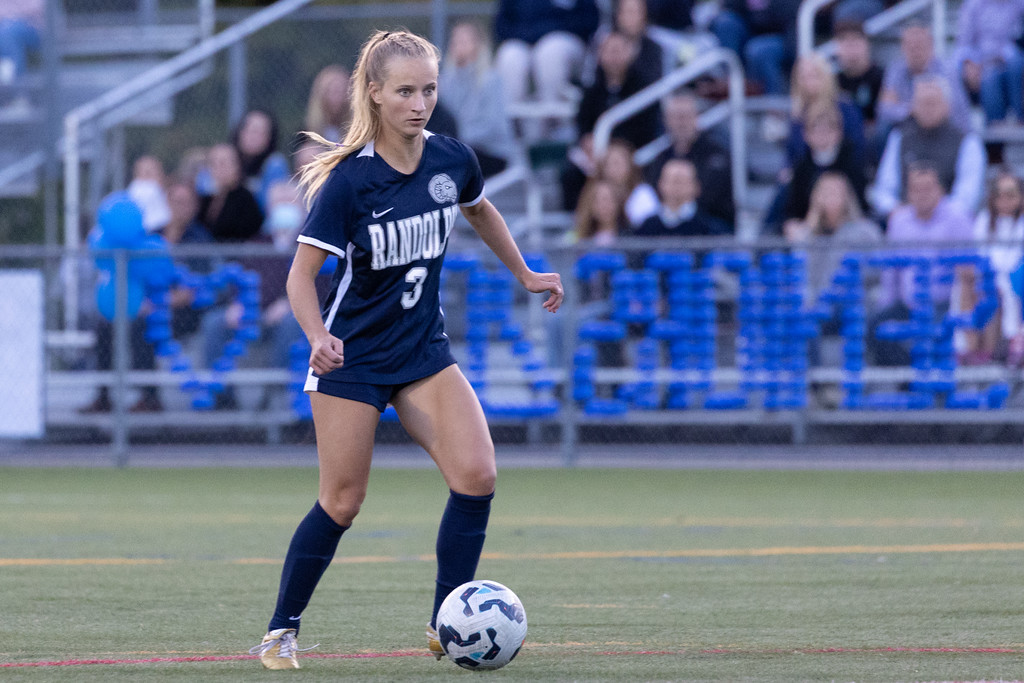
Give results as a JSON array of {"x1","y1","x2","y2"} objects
[
  {"x1": 599, "y1": 647, "x2": 1024, "y2": 656},
  {"x1": 0, "y1": 651, "x2": 431, "y2": 667},
  {"x1": 4, "y1": 646, "x2": 1021, "y2": 668}
]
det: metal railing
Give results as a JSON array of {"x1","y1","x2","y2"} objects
[
  {"x1": 9, "y1": 240, "x2": 1024, "y2": 464},
  {"x1": 592, "y1": 47, "x2": 747, "y2": 218},
  {"x1": 0, "y1": 0, "x2": 215, "y2": 195},
  {"x1": 797, "y1": 0, "x2": 948, "y2": 58},
  {"x1": 61, "y1": 0, "x2": 318, "y2": 332},
  {"x1": 58, "y1": 0, "x2": 484, "y2": 332}
]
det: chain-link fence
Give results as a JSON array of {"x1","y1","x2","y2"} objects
[
  {"x1": 4, "y1": 1, "x2": 1024, "y2": 463},
  {"x1": 5, "y1": 239, "x2": 1024, "y2": 464}
]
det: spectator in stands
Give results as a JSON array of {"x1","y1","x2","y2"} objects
[
  {"x1": 565, "y1": 137, "x2": 659, "y2": 227},
  {"x1": 304, "y1": 64, "x2": 352, "y2": 142},
  {"x1": 576, "y1": 30, "x2": 661, "y2": 151},
  {"x1": 493, "y1": 0, "x2": 600, "y2": 140},
  {"x1": 644, "y1": 90, "x2": 734, "y2": 226},
  {"x1": 127, "y1": 155, "x2": 171, "y2": 234},
  {"x1": 833, "y1": 20, "x2": 883, "y2": 134},
  {"x1": 199, "y1": 180, "x2": 313, "y2": 409},
  {"x1": 199, "y1": 143, "x2": 264, "y2": 243},
  {"x1": 871, "y1": 75, "x2": 987, "y2": 221},
  {"x1": 784, "y1": 171, "x2": 881, "y2": 301},
  {"x1": 79, "y1": 181, "x2": 213, "y2": 417},
  {"x1": 952, "y1": 0, "x2": 1024, "y2": 124},
  {"x1": 877, "y1": 22, "x2": 973, "y2": 134},
  {"x1": 590, "y1": 0, "x2": 665, "y2": 84},
  {"x1": 78, "y1": 197, "x2": 163, "y2": 414},
  {"x1": 163, "y1": 179, "x2": 213, "y2": 248},
  {"x1": 439, "y1": 20, "x2": 517, "y2": 177},
  {"x1": 574, "y1": 178, "x2": 629, "y2": 245},
  {"x1": 782, "y1": 102, "x2": 867, "y2": 230},
  {"x1": 232, "y1": 108, "x2": 291, "y2": 211},
  {"x1": 709, "y1": 0, "x2": 801, "y2": 95},
  {"x1": 869, "y1": 163, "x2": 974, "y2": 366},
  {"x1": 161, "y1": 180, "x2": 213, "y2": 346},
  {"x1": 0, "y1": 0, "x2": 41, "y2": 109},
  {"x1": 787, "y1": 54, "x2": 865, "y2": 168},
  {"x1": 960, "y1": 170, "x2": 1024, "y2": 363},
  {"x1": 635, "y1": 158, "x2": 730, "y2": 236},
  {"x1": 175, "y1": 146, "x2": 211, "y2": 192}
]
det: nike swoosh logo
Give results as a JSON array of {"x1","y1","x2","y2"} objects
[
  {"x1": 288, "y1": 616, "x2": 301, "y2": 621},
  {"x1": 372, "y1": 207, "x2": 394, "y2": 219}
]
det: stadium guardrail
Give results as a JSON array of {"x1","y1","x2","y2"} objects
[
  {"x1": 797, "y1": 0, "x2": 947, "y2": 58},
  {"x1": 4, "y1": 239, "x2": 1024, "y2": 464}
]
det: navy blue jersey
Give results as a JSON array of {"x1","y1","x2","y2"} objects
[{"x1": 298, "y1": 131, "x2": 484, "y2": 385}]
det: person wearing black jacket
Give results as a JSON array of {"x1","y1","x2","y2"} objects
[
  {"x1": 635, "y1": 158, "x2": 732, "y2": 237},
  {"x1": 643, "y1": 90, "x2": 734, "y2": 225},
  {"x1": 576, "y1": 30, "x2": 661, "y2": 151},
  {"x1": 198, "y1": 143, "x2": 264, "y2": 243},
  {"x1": 782, "y1": 103, "x2": 867, "y2": 226}
]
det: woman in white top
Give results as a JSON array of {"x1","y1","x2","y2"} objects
[{"x1": 964, "y1": 171, "x2": 1024, "y2": 362}]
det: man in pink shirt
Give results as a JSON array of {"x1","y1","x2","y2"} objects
[{"x1": 870, "y1": 163, "x2": 973, "y2": 365}]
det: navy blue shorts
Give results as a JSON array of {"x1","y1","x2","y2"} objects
[
  {"x1": 304, "y1": 375, "x2": 411, "y2": 412},
  {"x1": 303, "y1": 359, "x2": 456, "y2": 412}
]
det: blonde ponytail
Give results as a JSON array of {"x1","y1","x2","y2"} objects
[{"x1": 297, "y1": 29, "x2": 441, "y2": 207}]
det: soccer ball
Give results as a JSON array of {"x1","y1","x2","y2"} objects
[{"x1": 435, "y1": 580, "x2": 528, "y2": 670}]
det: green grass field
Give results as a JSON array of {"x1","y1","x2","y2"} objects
[{"x1": 2, "y1": 465, "x2": 1023, "y2": 681}]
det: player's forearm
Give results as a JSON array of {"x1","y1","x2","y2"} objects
[
  {"x1": 464, "y1": 200, "x2": 530, "y2": 283},
  {"x1": 287, "y1": 263, "x2": 330, "y2": 346}
]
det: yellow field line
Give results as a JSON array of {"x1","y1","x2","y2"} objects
[
  {"x1": 5, "y1": 542, "x2": 1024, "y2": 567},
  {"x1": 482, "y1": 542, "x2": 1024, "y2": 560}
]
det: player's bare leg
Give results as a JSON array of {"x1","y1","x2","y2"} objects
[
  {"x1": 252, "y1": 394, "x2": 379, "y2": 668},
  {"x1": 392, "y1": 364, "x2": 496, "y2": 658}
]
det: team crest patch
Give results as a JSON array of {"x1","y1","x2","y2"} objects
[{"x1": 428, "y1": 173, "x2": 458, "y2": 204}]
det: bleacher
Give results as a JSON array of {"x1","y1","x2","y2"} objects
[
  {"x1": 6, "y1": 0, "x2": 1024, "y2": 449},
  {"x1": 0, "y1": 1, "x2": 208, "y2": 198}
]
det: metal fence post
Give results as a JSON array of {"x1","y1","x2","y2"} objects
[
  {"x1": 228, "y1": 40, "x2": 248, "y2": 131},
  {"x1": 112, "y1": 250, "x2": 130, "y2": 468},
  {"x1": 559, "y1": 247, "x2": 579, "y2": 466}
]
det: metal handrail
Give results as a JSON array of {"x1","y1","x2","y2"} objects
[
  {"x1": 592, "y1": 47, "x2": 747, "y2": 217},
  {"x1": 798, "y1": 0, "x2": 947, "y2": 58},
  {"x1": 61, "y1": 0, "x2": 317, "y2": 330},
  {"x1": 0, "y1": 1, "x2": 213, "y2": 195},
  {"x1": 0, "y1": 151, "x2": 46, "y2": 190}
]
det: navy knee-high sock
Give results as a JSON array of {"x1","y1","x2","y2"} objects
[
  {"x1": 431, "y1": 490, "x2": 493, "y2": 627},
  {"x1": 268, "y1": 500, "x2": 348, "y2": 633}
]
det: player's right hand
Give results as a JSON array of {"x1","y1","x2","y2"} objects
[{"x1": 310, "y1": 334, "x2": 344, "y2": 375}]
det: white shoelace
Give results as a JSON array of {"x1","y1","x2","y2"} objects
[{"x1": 248, "y1": 632, "x2": 319, "y2": 657}]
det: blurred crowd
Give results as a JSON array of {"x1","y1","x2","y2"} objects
[{"x1": 31, "y1": 0, "x2": 1024, "y2": 413}]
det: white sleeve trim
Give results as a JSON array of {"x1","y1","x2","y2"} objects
[
  {"x1": 297, "y1": 234, "x2": 347, "y2": 258},
  {"x1": 459, "y1": 187, "x2": 485, "y2": 208}
]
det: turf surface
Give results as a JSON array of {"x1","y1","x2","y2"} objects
[{"x1": 2, "y1": 466, "x2": 1023, "y2": 681}]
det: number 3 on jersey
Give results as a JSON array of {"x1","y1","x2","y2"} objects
[{"x1": 401, "y1": 266, "x2": 428, "y2": 309}]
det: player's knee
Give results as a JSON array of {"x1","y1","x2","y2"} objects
[
  {"x1": 459, "y1": 461, "x2": 497, "y2": 497},
  {"x1": 319, "y1": 489, "x2": 366, "y2": 527}
]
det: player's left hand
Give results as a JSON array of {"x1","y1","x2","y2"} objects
[{"x1": 522, "y1": 271, "x2": 563, "y2": 313}]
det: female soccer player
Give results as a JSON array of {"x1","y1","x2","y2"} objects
[{"x1": 249, "y1": 29, "x2": 563, "y2": 669}]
